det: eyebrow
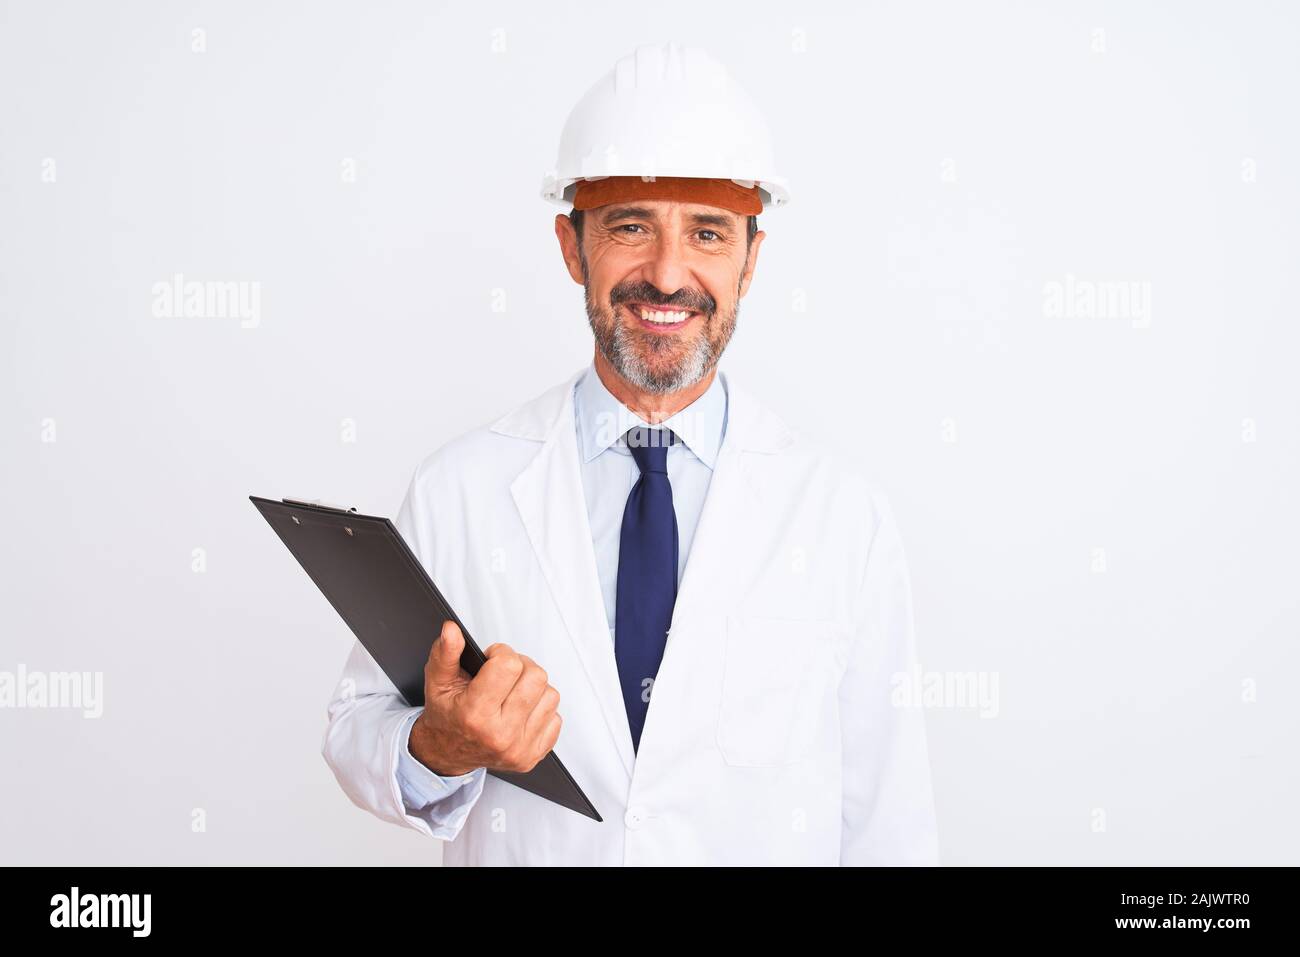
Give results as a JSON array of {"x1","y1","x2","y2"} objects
[{"x1": 598, "y1": 205, "x2": 741, "y2": 230}]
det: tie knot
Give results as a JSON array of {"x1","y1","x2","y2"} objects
[{"x1": 626, "y1": 427, "x2": 674, "y2": 474}]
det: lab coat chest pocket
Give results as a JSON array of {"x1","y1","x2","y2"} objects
[{"x1": 716, "y1": 615, "x2": 839, "y2": 767}]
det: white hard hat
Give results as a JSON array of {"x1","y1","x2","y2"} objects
[{"x1": 541, "y1": 42, "x2": 790, "y2": 212}]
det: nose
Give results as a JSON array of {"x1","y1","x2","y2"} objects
[{"x1": 641, "y1": 232, "x2": 692, "y2": 301}]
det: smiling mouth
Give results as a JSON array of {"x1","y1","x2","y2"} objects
[{"x1": 620, "y1": 302, "x2": 702, "y2": 331}]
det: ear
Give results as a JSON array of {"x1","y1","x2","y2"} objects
[
  {"x1": 555, "y1": 214, "x2": 585, "y2": 285},
  {"x1": 737, "y1": 228, "x2": 766, "y2": 299}
]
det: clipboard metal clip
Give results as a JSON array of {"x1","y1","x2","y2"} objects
[{"x1": 281, "y1": 497, "x2": 358, "y2": 514}]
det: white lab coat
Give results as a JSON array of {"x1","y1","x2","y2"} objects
[{"x1": 322, "y1": 363, "x2": 940, "y2": 865}]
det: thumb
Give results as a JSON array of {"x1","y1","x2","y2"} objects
[{"x1": 427, "y1": 618, "x2": 466, "y2": 684}]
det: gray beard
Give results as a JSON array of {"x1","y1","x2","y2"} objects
[{"x1": 586, "y1": 295, "x2": 738, "y2": 395}]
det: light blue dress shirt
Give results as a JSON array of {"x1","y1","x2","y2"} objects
[{"x1": 395, "y1": 361, "x2": 729, "y2": 822}]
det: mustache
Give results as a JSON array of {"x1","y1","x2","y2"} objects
[{"x1": 610, "y1": 283, "x2": 714, "y2": 315}]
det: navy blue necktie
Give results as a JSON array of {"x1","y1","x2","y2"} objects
[{"x1": 615, "y1": 426, "x2": 678, "y2": 754}]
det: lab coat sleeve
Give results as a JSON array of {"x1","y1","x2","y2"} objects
[
  {"x1": 319, "y1": 460, "x2": 487, "y2": 841},
  {"x1": 321, "y1": 639, "x2": 487, "y2": 841},
  {"x1": 838, "y1": 491, "x2": 941, "y2": 866},
  {"x1": 395, "y1": 711, "x2": 488, "y2": 820}
]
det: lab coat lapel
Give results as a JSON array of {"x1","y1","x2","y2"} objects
[
  {"x1": 664, "y1": 370, "x2": 790, "y2": 654},
  {"x1": 670, "y1": 422, "x2": 760, "y2": 633},
  {"x1": 504, "y1": 369, "x2": 637, "y2": 781},
  {"x1": 634, "y1": 369, "x2": 796, "y2": 759}
]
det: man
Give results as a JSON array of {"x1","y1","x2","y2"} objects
[{"x1": 322, "y1": 42, "x2": 939, "y2": 865}]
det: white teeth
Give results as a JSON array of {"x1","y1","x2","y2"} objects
[{"x1": 638, "y1": 307, "x2": 691, "y2": 324}]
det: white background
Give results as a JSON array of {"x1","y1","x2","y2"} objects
[{"x1": 2, "y1": 0, "x2": 1296, "y2": 865}]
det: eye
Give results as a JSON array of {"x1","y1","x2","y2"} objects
[
  {"x1": 697, "y1": 229, "x2": 720, "y2": 242},
  {"x1": 618, "y1": 223, "x2": 646, "y2": 234}
]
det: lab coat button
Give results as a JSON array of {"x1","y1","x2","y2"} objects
[{"x1": 624, "y1": 806, "x2": 647, "y2": 829}]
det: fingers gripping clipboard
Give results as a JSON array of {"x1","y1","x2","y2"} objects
[{"x1": 250, "y1": 496, "x2": 601, "y2": 822}]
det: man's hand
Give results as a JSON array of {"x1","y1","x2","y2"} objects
[{"x1": 408, "y1": 619, "x2": 563, "y2": 777}]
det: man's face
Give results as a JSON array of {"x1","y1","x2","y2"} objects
[{"x1": 556, "y1": 200, "x2": 765, "y2": 394}]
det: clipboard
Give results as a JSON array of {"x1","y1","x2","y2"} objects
[{"x1": 250, "y1": 495, "x2": 601, "y2": 822}]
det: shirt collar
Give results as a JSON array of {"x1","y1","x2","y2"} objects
[{"x1": 574, "y1": 360, "x2": 728, "y2": 469}]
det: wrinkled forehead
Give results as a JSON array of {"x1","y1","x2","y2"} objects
[{"x1": 589, "y1": 202, "x2": 747, "y2": 230}]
